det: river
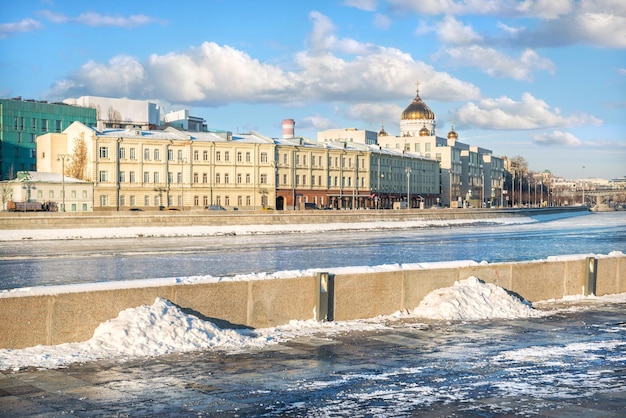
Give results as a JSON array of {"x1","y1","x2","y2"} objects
[{"x1": 0, "y1": 211, "x2": 624, "y2": 290}]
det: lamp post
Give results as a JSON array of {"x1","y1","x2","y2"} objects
[
  {"x1": 57, "y1": 154, "x2": 70, "y2": 212},
  {"x1": 405, "y1": 166, "x2": 411, "y2": 209},
  {"x1": 178, "y1": 157, "x2": 187, "y2": 211}
]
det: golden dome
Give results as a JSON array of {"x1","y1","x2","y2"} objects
[
  {"x1": 401, "y1": 82, "x2": 435, "y2": 121},
  {"x1": 419, "y1": 124, "x2": 430, "y2": 136},
  {"x1": 447, "y1": 124, "x2": 458, "y2": 140}
]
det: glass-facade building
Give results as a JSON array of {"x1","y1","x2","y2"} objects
[{"x1": 0, "y1": 98, "x2": 97, "y2": 180}]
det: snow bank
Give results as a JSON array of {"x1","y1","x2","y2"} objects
[
  {"x1": 409, "y1": 276, "x2": 545, "y2": 321},
  {"x1": 0, "y1": 217, "x2": 532, "y2": 241}
]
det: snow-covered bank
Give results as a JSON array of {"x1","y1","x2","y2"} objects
[
  {"x1": 1, "y1": 277, "x2": 625, "y2": 372},
  {"x1": 0, "y1": 216, "x2": 534, "y2": 241}
]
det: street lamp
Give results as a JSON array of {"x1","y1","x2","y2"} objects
[
  {"x1": 57, "y1": 154, "x2": 70, "y2": 212},
  {"x1": 405, "y1": 166, "x2": 411, "y2": 209}
]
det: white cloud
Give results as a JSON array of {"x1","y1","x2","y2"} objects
[
  {"x1": 452, "y1": 93, "x2": 603, "y2": 129},
  {"x1": 49, "y1": 12, "x2": 480, "y2": 107},
  {"x1": 436, "y1": 15, "x2": 482, "y2": 44},
  {"x1": 373, "y1": 13, "x2": 392, "y2": 30},
  {"x1": 37, "y1": 9, "x2": 163, "y2": 28},
  {"x1": 344, "y1": 0, "x2": 378, "y2": 12},
  {"x1": 618, "y1": 68, "x2": 626, "y2": 76},
  {"x1": 437, "y1": 46, "x2": 555, "y2": 81},
  {"x1": 388, "y1": 0, "x2": 572, "y2": 19},
  {"x1": 0, "y1": 18, "x2": 42, "y2": 38},
  {"x1": 532, "y1": 130, "x2": 582, "y2": 146}
]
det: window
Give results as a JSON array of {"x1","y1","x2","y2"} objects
[
  {"x1": 246, "y1": 152, "x2": 251, "y2": 162},
  {"x1": 83, "y1": 190, "x2": 88, "y2": 198},
  {"x1": 202, "y1": 173, "x2": 208, "y2": 183},
  {"x1": 154, "y1": 172, "x2": 160, "y2": 183},
  {"x1": 203, "y1": 150, "x2": 209, "y2": 161},
  {"x1": 246, "y1": 196, "x2": 251, "y2": 206},
  {"x1": 121, "y1": 196, "x2": 126, "y2": 206},
  {"x1": 32, "y1": 118, "x2": 36, "y2": 130},
  {"x1": 216, "y1": 173, "x2": 221, "y2": 184},
  {"x1": 177, "y1": 150, "x2": 183, "y2": 160},
  {"x1": 216, "y1": 151, "x2": 221, "y2": 161},
  {"x1": 194, "y1": 150, "x2": 199, "y2": 161},
  {"x1": 99, "y1": 171, "x2": 108, "y2": 182},
  {"x1": 99, "y1": 147, "x2": 109, "y2": 158},
  {"x1": 311, "y1": 176, "x2": 315, "y2": 186},
  {"x1": 37, "y1": 190, "x2": 43, "y2": 198},
  {"x1": 283, "y1": 174, "x2": 287, "y2": 185},
  {"x1": 260, "y1": 174, "x2": 267, "y2": 184},
  {"x1": 296, "y1": 175, "x2": 300, "y2": 185},
  {"x1": 119, "y1": 147, "x2": 126, "y2": 159},
  {"x1": 405, "y1": 143, "x2": 410, "y2": 152},
  {"x1": 71, "y1": 190, "x2": 77, "y2": 198},
  {"x1": 119, "y1": 172, "x2": 126, "y2": 182},
  {"x1": 283, "y1": 153, "x2": 287, "y2": 164},
  {"x1": 82, "y1": 203, "x2": 88, "y2": 211},
  {"x1": 319, "y1": 156, "x2": 322, "y2": 167},
  {"x1": 224, "y1": 173, "x2": 229, "y2": 183},
  {"x1": 154, "y1": 149, "x2": 160, "y2": 160},
  {"x1": 129, "y1": 172, "x2": 136, "y2": 183},
  {"x1": 56, "y1": 120, "x2": 62, "y2": 132},
  {"x1": 425, "y1": 143, "x2": 431, "y2": 152},
  {"x1": 177, "y1": 172, "x2": 182, "y2": 183},
  {"x1": 246, "y1": 173, "x2": 251, "y2": 184},
  {"x1": 194, "y1": 195, "x2": 199, "y2": 206},
  {"x1": 129, "y1": 148, "x2": 135, "y2": 159},
  {"x1": 237, "y1": 173, "x2": 242, "y2": 184},
  {"x1": 303, "y1": 156, "x2": 307, "y2": 166},
  {"x1": 296, "y1": 155, "x2": 300, "y2": 165},
  {"x1": 224, "y1": 151, "x2": 230, "y2": 162},
  {"x1": 237, "y1": 152, "x2": 242, "y2": 162},
  {"x1": 168, "y1": 149, "x2": 174, "y2": 161},
  {"x1": 49, "y1": 190, "x2": 54, "y2": 198},
  {"x1": 71, "y1": 203, "x2": 77, "y2": 212},
  {"x1": 238, "y1": 196, "x2": 243, "y2": 206},
  {"x1": 168, "y1": 172, "x2": 173, "y2": 183},
  {"x1": 225, "y1": 196, "x2": 230, "y2": 206},
  {"x1": 145, "y1": 196, "x2": 150, "y2": 206},
  {"x1": 203, "y1": 196, "x2": 208, "y2": 206},
  {"x1": 100, "y1": 195, "x2": 109, "y2": 206},
  {"x1": 144, "y1": 149, "x2": 150, "y2": 160},
  {"x1": 261, "y1": 152, "x2": 268, "y2": 163},
  {"x1": 193, "y1": 172, "x2": 199, "y2": 183},
  {"x1": 144, "y1": 172, "x2": 150, "y2": 183},
  {"x1": 41, "y1": 119, "x2": 48, "y2": 132},
  {"x1": 130, "y1": 196, "x2": 136, "y2": 206}
]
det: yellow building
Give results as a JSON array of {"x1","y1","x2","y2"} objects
[{"x1": 38, "y1": 123, "x2": 277, "y2": 211}]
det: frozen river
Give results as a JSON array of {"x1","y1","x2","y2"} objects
[{"x1": 0, "y1": 211, "x2": 625, "y2": 290}]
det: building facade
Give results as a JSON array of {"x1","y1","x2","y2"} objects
[{"x1": 0, "y1": 98, "x2": 96, "y2": 180}]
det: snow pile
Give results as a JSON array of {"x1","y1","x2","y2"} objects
[
  {"x1": 0, "y1": 298, "x2": 270, "y2": 371},
  {"x1": 410, "y1": 276, "x2": 544, "y2": 321}
]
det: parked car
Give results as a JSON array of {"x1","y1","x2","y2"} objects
[
  {"x1": 206, "y1": 205, "x2": 226, "y2": 211},
  {"x1": 129, "y1": 207, "x2": 143, "y2": 212}
]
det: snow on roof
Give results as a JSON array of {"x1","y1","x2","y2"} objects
[{"x1": 8, "y1": 171, "x2": 89, "y2": 184}]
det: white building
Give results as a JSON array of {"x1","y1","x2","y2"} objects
[{"x1": 63, "y1": 96, "x2": 161, "y2": 131}]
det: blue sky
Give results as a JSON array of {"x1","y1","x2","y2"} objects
[{"x1": 1, "y1": 0, "x2": 625, "y2": 180}]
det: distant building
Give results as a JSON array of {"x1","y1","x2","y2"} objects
[
  {"x1": 0, "y1": 97, "x2": 96, "y2": 180},
  {"x1": 0, "y1": 170, "x2": 93, "y2": 212},
  {"x1": 376, "y1": 83, "x2": 505, "y2": 208},
  {"x1": 161, "y1": 109, "x2": 207, "y2": 132}
]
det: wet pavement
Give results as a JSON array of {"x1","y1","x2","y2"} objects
[{"x1": 1, "y1": 302, "x2": 626, "y2": 417}]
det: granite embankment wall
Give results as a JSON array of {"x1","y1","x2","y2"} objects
[
  {"x1": 1, "y1": 254, "x2": 624, "y2": 349},
  {"x1": 0, "y1": 206, "x2": 588, "y2": 230}
]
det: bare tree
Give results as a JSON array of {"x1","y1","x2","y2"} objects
[{"x1": 67, "y1": 132, "x2": 90, "y2": 181}]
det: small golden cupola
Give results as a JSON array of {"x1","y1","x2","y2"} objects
[
  {"x1": 419, "y1": 124, "x2": 430, "y2": 136},
  {"x1": 378, "y1": 121, "x2": 388, "y2": 137},
  {"x1": 447, "y1": 123, "x2": 458, "y2": 140}
]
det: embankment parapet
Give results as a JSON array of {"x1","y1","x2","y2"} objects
[{"x1": 1, "y1": 254, "x2": 623, "y2": 349}]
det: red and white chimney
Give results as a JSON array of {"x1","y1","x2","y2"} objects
[{"x1": 282, "y1": 118, "x2": 295, "y2": 138}]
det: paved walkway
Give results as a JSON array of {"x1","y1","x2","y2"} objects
[{"x1": 2, "y1": 311, "x2": 626, "y2": 417}]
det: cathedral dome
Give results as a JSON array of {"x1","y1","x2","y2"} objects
[
  {"x1": 378, "y1": 121, "x2": 388, "y2": 137},
  {"x1": 419, "y1": 124, "x2": 430, "y2": 136},
  {"x1": 401, "y1": 83, "x2": 435, "y2": 121}
]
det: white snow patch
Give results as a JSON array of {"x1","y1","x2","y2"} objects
[{"x1": 408, "y1": 276, "x2": 545, "y2": 321}]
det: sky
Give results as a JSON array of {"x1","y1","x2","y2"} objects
[{"x1": 1, "y1": 0, "x2": 625, "y2": 180}]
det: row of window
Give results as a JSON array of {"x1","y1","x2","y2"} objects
[
  {"x1": 103, "y1": 194, "x2": 269, "y2": 208},
  {"x1": 33, "y1": 189, "x2": 89, "y2": 199},
  {"x1": 13, "y1": 117, "x2": 62, "y2": 133}
]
